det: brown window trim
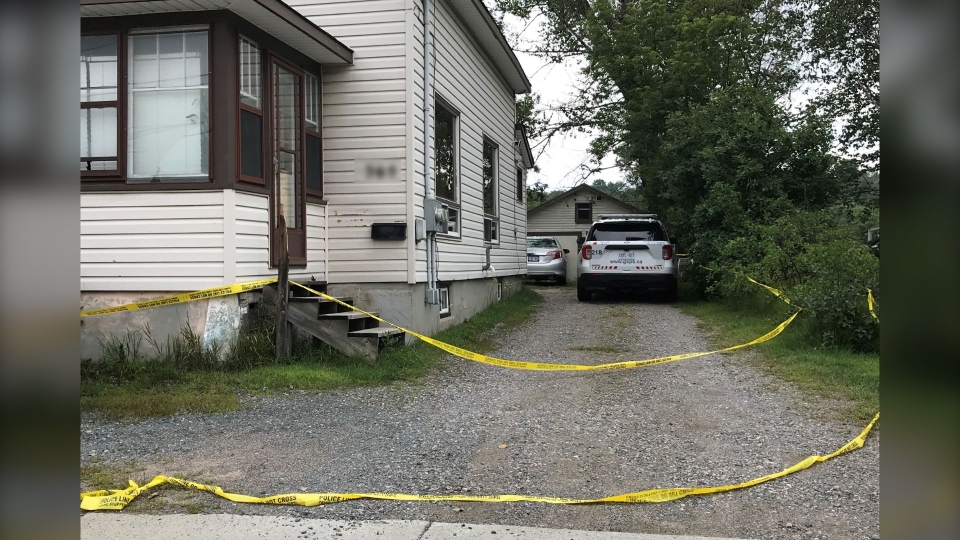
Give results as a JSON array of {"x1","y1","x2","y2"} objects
[
  {"x1": 238, "y1": 103, "x2": 266, "y2": 186},
  {"x1": 81, "y1": 30, "x2": 123, "y2": 180},
  {"x1": 237, "y1": 32, "x2": 267, "y2": 186},
  {"x1": 81, "y1": 11, "x2": 325, "y2": 195},
  {"x1": 305, "y1": 125, "x2": 323, "y2": 199},
  {"x1": 268, "y1": 53, "x2": 308, "y2": 267},
  {"x1": 81, "y1": 22, "x2": 216, "y2": 186},
  {"x1": 575, "y1": 202, "x2": 593, "y2": 224}
]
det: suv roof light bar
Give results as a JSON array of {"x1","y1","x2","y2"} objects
[{"x1": 597, "y1": 214, "x2": 659, "y2": 220}]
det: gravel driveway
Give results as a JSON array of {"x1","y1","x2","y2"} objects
[{"x1": 80, "y1": 286, "x2": 880, "y2": 539}]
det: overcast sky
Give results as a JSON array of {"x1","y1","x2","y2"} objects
[{"x1": 504, "y1": 15, "x2": 626, "y2": 192}]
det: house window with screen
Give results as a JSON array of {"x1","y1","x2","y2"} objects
[
  {"x1": 482, "y1": 137, "x2": 498, "y2": 243},
  {"x1": 575, "y1": 202, "x2": 593, "y2": 224},
  {"x1": 434, "y1": 100, "x2": 460, "y2": 236}
]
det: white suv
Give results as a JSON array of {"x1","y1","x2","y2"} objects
[{"x1": 576, "y1": 214, "x2": 679, "y2": 302}]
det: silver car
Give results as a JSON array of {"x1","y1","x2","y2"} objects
[{"x1": 526, "y1": 236, "x2": 569, "y2": 285}]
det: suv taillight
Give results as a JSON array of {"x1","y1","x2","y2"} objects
[
  {"x1": 547, "y1": 250, "x2": 562, "y2": 260},
  {"x1": 581, "y1": 245, "x2": 592, "y2": 260},
  {"x1": 662, "y1": 244, "x2": 674, "y2": 260}
]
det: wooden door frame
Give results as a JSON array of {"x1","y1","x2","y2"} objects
[{"x1": 268, "y1": 54, "x2": 307, "y2": 267}]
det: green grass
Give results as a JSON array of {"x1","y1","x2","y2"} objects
[
  {"x1": 679, "y1": 300, "x2": 879, "y2": 422},
  {"x1": 82, "y1": 286, "x2": 544, "y2": 421}
]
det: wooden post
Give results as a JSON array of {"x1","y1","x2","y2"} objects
[{"x1": 275, "y1": 213, "x2": 292, "y2": 359}]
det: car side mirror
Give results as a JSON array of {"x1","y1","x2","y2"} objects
[
  {"x1": 563, "y1": 248, "x2": 570, "y2": 254},
  {"x1": 669, "y1": 236, "x2": 677, "y2": 245}
]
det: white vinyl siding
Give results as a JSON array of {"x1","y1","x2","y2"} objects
[
  {"x1": 289, "y1": 0, "x2": 411, "y2": 283},
  {"x1": 233, "y1": 191, "x2": 327, "y2": 282},
  {"x1": 528, "y1": 190, "x2": 638, "y2": 234},
  {"x1": 81, "y1": 190, "x2": 327, "y2": 291},
  {"x1": 412, "y1": 0, "x2": 526, "y2": 282},
  {"x1": 81, "y1": 191, "x2": 225, "y2": 291}
]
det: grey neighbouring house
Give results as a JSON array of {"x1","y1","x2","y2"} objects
[
  {"x1": 80, "y1": 0, "x2": 535, "y2": 360},
  {"x1": 526, "y1": 184, "x2": 639, "y2": 283}
]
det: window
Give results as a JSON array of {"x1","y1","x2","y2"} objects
[
  {"x1": 81, "y1": 27, "x2": 210, "y2": 181},
  {"x1": 434, "y1": 100, "x2": 459, "y2": 236},
  {"x1": 127, "y1": 28, "x2": 209, "y2": 181},
  {"x1": 516, "y1": 166, "x2": 524, "y2": 202},
  {"x1": 81, "y1": 35, "x2": 119, "y2": 173},
  {"x1": 482, "y1": 138, "x2": 499, "y2": 243},
  {"x1": 575, "y1": 202, "x2": 593, "y2": 224},
  {"x1": 304, "y1": 72, "x2": 322, "y2": 196},
  {"x1": 273, "y1": 61, "x2": 301, "y2": 229},
  {"x1": 239, "y1": 36, "x2": 263, "y2": 182},
  {"x1": 438, "y1": 286, "x2": 451, "y2": 317},
  {"x1": 587, "y1": 221, "x2": 666, "y2": 242}
]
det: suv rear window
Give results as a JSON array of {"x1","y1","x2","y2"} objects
[
  {"x1": 527, "y1": 238, "x2": 559, "y2": 248},
  {"x1": 588, "y1": 222, "x2": 666, "y2": 241}
]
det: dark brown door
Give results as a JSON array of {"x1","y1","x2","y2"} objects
[{"x1": 271, "y1": 59, "x2": 307, "y2": 266}]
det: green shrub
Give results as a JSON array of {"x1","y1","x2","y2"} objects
[{"x1": 699, "y1": 208, "x2": 879, "y2": 352}]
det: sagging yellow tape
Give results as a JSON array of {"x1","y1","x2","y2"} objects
[
  {"x1": 292, "y1": 281, "x2": 800, "y2": 371},
  {"x1": 80, "y1": 279, "x2": 278, "y2": 317},
  {"x1": 80, "y1": 412, "x2": 879, "y2": 511},
  {"x1": 867, "y1": 289, "x2": 879, "y2": 321}
]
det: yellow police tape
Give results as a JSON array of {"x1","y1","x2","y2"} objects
[
  {"x1": 867, "y1": 288, "x2": 879, "y2": 321},
  {"x1": 80, "y1": 279, "x2": 278, "y2": 317},
  {"x1": 76, "y1": 272, "x2": 798, "y2": 371},
  {"x1": 291, "y1": 281, "x2": 800, "y2": 372},
  {"x1": 79, "y1": 412, "x2": 878, "y2": 511}
]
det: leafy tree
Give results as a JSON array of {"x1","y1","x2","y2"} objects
[
  {"x1": 653, "y1": 84, "x2": 860, "y2": 258},
  {"x1": 496, "y1": 0, "x2": 804, "y2": 182},
  {"x1": 590, "y1": 178, "x2": 644, "y2": 209},
  {"x1": 803, "y1": 0, "x2": 879, "y2": 169},
  {"x1": 526, "y1": 180, "x2": 551, "y2": 208}
]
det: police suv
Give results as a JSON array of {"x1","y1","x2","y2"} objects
[{"x1": 576, "y1": 214, "x2": 678, "y2": 302}]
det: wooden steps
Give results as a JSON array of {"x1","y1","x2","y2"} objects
[{"x1": 261, "y1": 284, "x2": 404, "y2": 362}]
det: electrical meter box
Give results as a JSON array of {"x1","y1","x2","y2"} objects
[{"x1": 423, "y1": 198, "x2": 447, "y2": 233}]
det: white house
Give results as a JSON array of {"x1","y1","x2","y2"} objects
[
  {"x1": 527, "y1": 184, "x2": 639, "y2": 283},
  {"x1": 79, "y1": 0, "x2": 534, "y2": 359}
]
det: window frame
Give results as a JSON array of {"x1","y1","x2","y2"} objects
[
  {"x1": 515, "y1": 164, "x2": 524, "y2": 203},
  {"x1": 575, "y1": 202, "x2": 593, "y2": 224},
  {"x1": 80, "y1": 31, "x2": 123, "y2": 178},
  {"x1": 126, "y1": 26, "x2": 213, "y2": 183},
  {"x1": 482, "y1": 136, "x2": 499, "y2": 244},
  {"x1": 434, "y1": 97, "x2": 461, "y2": 238},
  {"x1": 80, "y1": 12, "x2": 328, "y2": 201},
  {"x1": 303, "y1": 71, "x2": 323, "y2": 199},
  {"x1": 81, "y1": 24, "x2": 214, "y2": 184},
  {"x1": 438, "y1": 286, "x2": 451, "y2": 317},
  {"x1": 237, "y1": 34, "x2": 266, "y2": 185}
]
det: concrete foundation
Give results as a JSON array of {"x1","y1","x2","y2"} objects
[
  {"x1": 325, "y1": 275, "x2": 523, "y2": 344},
  {"x1": 80, "y1": 292, "x2": 252, "y2": 361},
  {"x1": 81, "y1": 276, "x2": 524, "y2": 360}
]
